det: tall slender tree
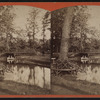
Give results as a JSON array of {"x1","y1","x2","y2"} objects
[
  {"x1": 27, "y1": 8, "x2": 39, "y2": 48},
  {"x1": 42, "y1": 11, "x2": 50, "y2": 55}
]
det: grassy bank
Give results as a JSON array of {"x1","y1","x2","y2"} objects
[
  {"x1": 51, "y1": 74, "x2": 100, "y2": 95},
  {"x1": 0, "y1": 80, "x2": 50, "y2": 95},
  {"x1": 1, "y1": 74, "x2": 100, "y2": 95}
]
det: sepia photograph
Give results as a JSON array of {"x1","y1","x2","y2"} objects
[
  {"x1": 1, "y1": 3, "x2": 100, "y2": 96},
  {"x1": 51, "y1": 6, "x2": 100, "y2": 95},
  {"x1": 0, "y1": 5, "x2": 51, "y2": 95}
]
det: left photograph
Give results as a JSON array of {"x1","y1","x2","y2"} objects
[{"x1": 0, "y1": 5, "x2": 51, "y2": 95}]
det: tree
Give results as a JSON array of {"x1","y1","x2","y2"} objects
[
  {"x1": 51, "y1": 6, "x2": 93, "y2": 70},
  {"x1": 0, "y1": 6, "x2": 15, "y2": 52},
  {"x1": 51, "y1": 6, "x2": 90, "y2": 54},
  {"x1": 51, "y1": 7, "x2": 68, "y2": 54},
  {"x1": 27, "y1": 8, "x2": 39, "y2": 49},
  {"x1": 59, "y1": 7, "x2": 74, "y2": 61},
  {"x1": 42, "y1": 11, "x2": 50, "y2": 55},
  {"x1": 70, "y1": 6, "x2": 90, "y2": 52}
]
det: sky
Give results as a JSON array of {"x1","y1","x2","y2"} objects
[
  {"x1": 87, "y1": 6, "x2": 100, "y2": 31},
  {"x1": 11, "y1": 5, "x2": 51, "y2": 40}
]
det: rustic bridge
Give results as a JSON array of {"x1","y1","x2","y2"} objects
[{"x1": 51, "y1": 52, "x2": 100, "y2": 76}]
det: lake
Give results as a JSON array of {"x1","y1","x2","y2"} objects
[
  {"x1": 76, "y1": 57, "x2": 100, "y2": 85},
  {"x1": 0, "y1": 62, "x2": 51, "y2": 90}
]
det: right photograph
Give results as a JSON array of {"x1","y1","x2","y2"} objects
[{"x1": 51, "y1": 6, "x2": 100, "y2": 95}]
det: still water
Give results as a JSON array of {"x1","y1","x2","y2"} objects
[
  {"x1": 77, "y1": 63, "x2": 100, "y2": 84},
  {"x1": 0, "y1": 63, "x2": 50, "y2": 90}
]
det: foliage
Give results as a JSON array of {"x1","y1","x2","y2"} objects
[
  {"x1": 51, "y1": 6, "x2": 100, "y2": 54},
  {"x1": 27, "y1": 8, "x2": 39, "y2": 47},
  {"x1": 0, "y1": 6, "x2": 51, "y2": 55},
  {"x1": 0, "y1": 6, "x2": 15, "y2": 52},
  {"x1": 42, "y1": 11, "x2": 51, "y2": 54}
]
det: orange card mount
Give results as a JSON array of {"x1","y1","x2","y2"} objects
[
  {"x1": 0, "y1": 2, "x2": 100, "y2": 98},
  {"x1": 0, "y1": 2, "x2": 99, "y2": 11}
]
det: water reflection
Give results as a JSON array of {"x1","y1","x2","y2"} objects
[
  {"x1": 77, "y1": 63, "x2": 100, "y2": 84},
  {"x1": 0, "y1": 63, "x2": 50, "y2": 90}
]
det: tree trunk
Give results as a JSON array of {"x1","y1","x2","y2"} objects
[
  {"x1": 59, "y1": 7, "x2": 74, "y2": 61},
  {"x1": 6, "y1": 32, "x2": 9, "y2": 52}
]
